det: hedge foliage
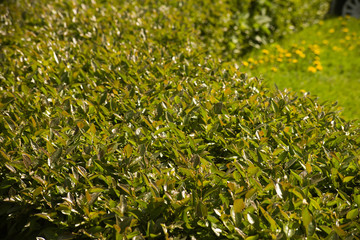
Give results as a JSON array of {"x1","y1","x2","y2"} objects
[
  {"x1": 1, "y1": 0, "x2": 328, "y2": 59},
  {"x1": 1, "y1": 0, "x2": 359, "y2": 239}
]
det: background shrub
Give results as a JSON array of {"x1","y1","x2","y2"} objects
[{"x1": 1, "y1": 0, "x2": 329, "y2": 59}]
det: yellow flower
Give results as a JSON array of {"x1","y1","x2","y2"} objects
[
  {"x1": 316, "y1": 65, "x2": 323, "y2": 71},
  {"x1": 345, "y1": 36, "x2": 351, "y2": 41},
  {"x1": 248, "y1": 58, "x2": 255, "y2": 63},
  {"x1": 277, "y1": 58, "x2": 283, "y2": 62},
  {"x1": 329, "y1": 28, "x2": 335, "y2": 33},
  {"x1": 262, "y1": 49, "x2": 269, "y2": 55},
  {"x1": 242, "y1": 61, "x2": 249, "y2": 67},
  {"x1": 319, "y1": 21, "x2": 324, "y2": 25},
  {"x1": 295, "y1": 50, "x2": 305, "y2": 58},
  {"x1": 314, "y1": 60, "x2": 321, "y2": 66},
  {"x1": 322, "y1": 40, "x2": 329, "y2": 45},
  {"x1": 271, "y1": 67, "x2": 278, "y2": 72},
  {"x1": 309, "y1": 44, "x2": 320, "y2": 55},
  {"x1": 259, "y1": 60, "x2": 264, "y2": 64},
  {"x1": 275, "y1": 45, "x2": 286, "y2": 53},
  {"x1": 313, "y1": 48, "x2": 320, "y2": 55},
  {"x1": 342, "y1": 28, "x2": 349, "y2": 33},
  {"x1": 308, "y1": 66, "x2": 317, "y2": 73},
  {"x1": 285, "y1": 53, "x2": 292, "y2": 58},
  {"x1": 314, "y1": 59, "x2": 322, "y2": 71},
  {"x1": 292, "y1": 59, "x2": 298, "y2": 63}
]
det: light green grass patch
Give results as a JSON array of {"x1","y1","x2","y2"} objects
[{"x1": 243, "y1": 16, "x2": 360, "y2": 120}]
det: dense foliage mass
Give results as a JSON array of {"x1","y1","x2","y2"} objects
[
  {"x1": 1, "y1": 0, "x2": 359, "y2": 239},
  {"x1": 1, "y1": 0, "x2": 328, "y2": 59}
]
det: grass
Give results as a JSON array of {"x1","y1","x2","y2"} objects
[{"x1": 243, "y1": 16, "x2": 360, "y2": 120}]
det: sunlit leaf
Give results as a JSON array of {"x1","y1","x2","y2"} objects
[
  {"x1": 124, "y1": 144, "x2": 133, "y2": 158},
  {"x1": 346, "y1": 208, "x2": 358, "y2": 220},
  {"x1": 233, "y1": 199, "x2": 245, "y2": 213},
  {"x1": 302, "y1": 208, "x2": 313, "y2": 235}
]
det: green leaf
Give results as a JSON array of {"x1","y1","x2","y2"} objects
[
  {"x1": 333, "y1": 225, "x2": 347, "y2": 237},
  {"x1": 319, "y1": 225, "x2": 332, "y2": 234},
  {"x1": 239, "y1": 123, "x2": 251, "y2": 135},
  {"x1": 211, "y1": 223, "x2": 222, "y2": 236},
  {"x1": 124, "y1": 144, "x2": 133, "y2": 158},
  {"x1": 310, "y1": 198, "x2": 321, "y2": 210},
  {"x1": 245, "y1": 236, "x2": 258, "y2": 240},
  {"x1": 275, "y1": 183, "x2": 283, "y2": 199},
  {"x1": 354, "y1": 195, "x2": 360, "y2": 205},
  {"x1": 89, "y1": 123, "x2": 96, "y2": 135},
  {"x1": 302, "y1": 208, "x2": 313, "y2": 235},
  {"x1": 153, "y1": 127, "x2": 171, "y2": 136},
  {"x1": 343, "y1": 176, "x2": 355, "y2": 183},
  {"x1": 233, "y1": 199, "x2": 245, "y2": 213},
  {"x1": 219, "y1": 193, "x2": 230, "y2": 207},
  {"x1": 245, "y1": 188, "x2": 257, "y2": 199},
  {"x1": 247, "y1": 213, "x2": 255, "y2": 225},
  {"x1": 346, "y1": 208, "x2": 358, "y2": 220},
  {"x1": 33, "y1": 187, "x2": 42, "y2": 198},
  {"x1": 50, "y1": 147, "x2": 63, "y2": 166},
  {"x1": 35, "y1": 213, "x2": 54, "y2": 222},
  {"x1": 4, "y1": 115, "x2": 16, "y2": 131},
  {"x1": 283, "y1": 222, "x2": 296, "y2": 238},
  {"x1": 290, "y1": 170, "x2": 303, "y2": 184},
  {"x1": 259, "y1": 206, "x2": 277, "y2": 232},
  {"x1": 247, "y1": 165, "x2": 260, "y2": 176},
  {"x1": 89, "y1": 187, "x2": 103, "y2": 193},
  {"x1": 196, "y1": 202, "x2": 208, "y2": 218},
  {"x1": 207, "y1": 215, "x2": 219, "y2": 223},
  {"x1": 273, "y1": 148, "x2": 284, "y2": 156},
  {"x1": 308, "y1": 219, "x2": 316, "y2": 236},
  {"x1": 213, "y1": 102, "x2": 223, "y2": 114}
]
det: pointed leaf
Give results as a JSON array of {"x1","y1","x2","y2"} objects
[
  {"x1": 233, "y1": 199, "x2": 245, "y2": 213},
  {"x1": 346, "y1": 209, "x2": 358, "y2": 220},
  {"x1": 259, "y1": 206, "x2": 277, "y2": 231},
  {"x1": 302, "y1": 208, "x2": 313, "y2": 234},
  {"x1": 124, "y1": 144, "x2": 133, "y2": 158},
  {"x1": 275, "y1": 183, "x2": 283, "y2": 199}
]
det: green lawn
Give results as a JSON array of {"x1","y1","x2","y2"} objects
[{"x1": 244, "y1": 16, "x2": 360, "y2": 120}]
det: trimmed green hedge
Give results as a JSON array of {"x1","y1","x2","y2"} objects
[
  {"x1": 1, "y1": 0, "x2": 328, "y2": 59},
  {"x1": 1, "y1": 0, "x2": 359, "y2": 239}
]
